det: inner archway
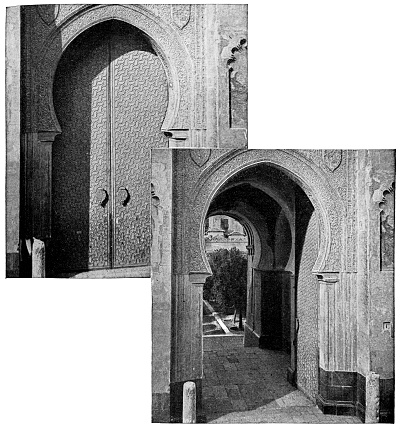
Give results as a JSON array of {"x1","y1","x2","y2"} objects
[
  {"x1": 201, "y1": 162, "x2": 320, "y2": 420},
  {"x1": 203, "y1": 215, "x2": 249, "y2": 336}
]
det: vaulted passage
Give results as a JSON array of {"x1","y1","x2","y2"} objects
[
  {"x1": 51, "y1": 20, "x2": 168, "y2": 274},
  {"x1": 202, "y1": 163, "x2": 321, "y2": 413}
]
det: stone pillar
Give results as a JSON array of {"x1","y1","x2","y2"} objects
[
  {"x1": 32, "y1": 238, "x2": 45, "y2": 278},
  {"x1": 317, "y1": 273, "x2": 340, "y2": 371},
  {"x1": 182, "y1": 381, "x2": 196, "y2": 423},
  {"x1": 6, "y1": 6, "x2": 21, "y2": 277},
  {"x1": 365, "y1": 372, "x2": 380, "y2": 423}
]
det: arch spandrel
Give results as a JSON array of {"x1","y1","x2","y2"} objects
[
  {"x1": 36, "y1": 4, "x2": 193, "y2": 134},
  {"x1": 188, "y1": 149, "x2": 345, "y2": 276}
]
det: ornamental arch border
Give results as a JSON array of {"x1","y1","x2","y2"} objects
[
  {"x1": 35, "y1": 4, "x2": 193, "y2": 135},
  {"x1": 188, "y1": 149, "x2": 345, "y2": 277}
]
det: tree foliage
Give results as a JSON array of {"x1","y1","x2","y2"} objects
[{"x1": 203, "y1": 247, "x2": 247, "y2": 314}]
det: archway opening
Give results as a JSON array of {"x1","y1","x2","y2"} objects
[
  {"x1": 201, "y1": 162, "x2": 320, "y2": 421},
  {"x1": 50, "y1": 19, "x2": 169, "y2": 276},
  {"x1": 203, "y1": 215, "x2": 249, "y2": 336}
]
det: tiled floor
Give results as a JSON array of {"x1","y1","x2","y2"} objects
[{"x1": 202, "y1": 336, "x2": 362, "y2": 424}]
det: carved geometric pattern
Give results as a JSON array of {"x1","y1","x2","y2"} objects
[
  {"x1": 296, "y1": 210, "x2": 319, "y2": 399},
  {"x1": 88, "y1": 46, "x2": 111, "y2": 270},
  {"x1": 113, "y1": 26, "x2": 168, "y2": 267}
]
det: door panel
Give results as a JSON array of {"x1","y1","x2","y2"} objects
[
  {"x1": 52, "y1": 21, "x2": 168, "y2": 274},
  {"x1": 52, "y1": 30, "x2": 111, "y2": 273},
  {"x1": 112, "y1": 27, "x2": 169, "y2": 267}
]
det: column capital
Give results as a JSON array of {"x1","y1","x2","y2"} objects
[
  {"x1": 189, "y1": 271, "x2": 211, "y2": 286},
  {"x1": 315, "y1": 272, "x2": 340, "y2": 284}
]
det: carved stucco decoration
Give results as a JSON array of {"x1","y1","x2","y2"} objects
[
  {"x1": 379, "y1": 182, "x2": 395, "y2": 271},
  {"x1": 35, "y1": 4, "x2": 193, "y2": 135},
  {"x1": 223, "y1": 37, "x2": 248, "y2": 129},
  {"x1": 171, "y1": 4, "x2": 191, "y2": 30},
  {"x1": 322, "y1": 149, "x2": 342, "y2": 172},
  {"x1": 190, "y1": 149, "x2": 211, "y2": 168},
  {"x1": 183, "y1": 149, "x2": 344, "y2": 275},
  {"x1": 37, "y1": 5, "x2": 60, "y2": 26}
]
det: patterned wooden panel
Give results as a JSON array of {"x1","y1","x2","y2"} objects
[
  {"x1": 112, "y1": 25, "x2": 168, "y2": 267},
  {"x1": 52, "y1": 25, "x2": 110, "y2": 273},
  {"x1": 52, "y1": 21, "x2": 168, "y2": 273}
]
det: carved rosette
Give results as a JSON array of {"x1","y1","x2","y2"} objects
[
  {"x1": 171, "y1": 4, "x2": 191, "y2": 29},
  {"x1": 322, "y1": 150, "x2": 342, "y2": 172}
]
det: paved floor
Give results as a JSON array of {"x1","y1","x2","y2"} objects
[{"x1": 202, "y1": 336, "x2": 362, "y2": 424}]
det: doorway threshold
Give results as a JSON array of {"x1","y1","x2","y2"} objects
[{"x1": 55, "y1": 266, "x2": 150, "y2": 279}]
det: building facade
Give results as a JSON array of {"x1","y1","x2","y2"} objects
[
  {"x1": 151, "y1": 148, "x2": 395, "y2": 422},
  {"x1": 205, "y1": 215, "x2": 248, "y2": 254},
  {"x1": 6, "y1": 4, "x2": 248, "y2": 278}
]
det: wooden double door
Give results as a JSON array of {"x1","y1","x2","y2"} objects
[{"x1": 51, "y1": 20, "x2": 168, "y2": 274}]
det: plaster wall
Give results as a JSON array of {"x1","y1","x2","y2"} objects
[
  {"x1": 367, "y1": 150, "x2": 395, "y2": 379},
  {"x1": 151, "y1": 150, "x2": 173, "y2": 422},
  {"x1": 6, "y1": 7, "x2": 21, "y2": 277}
]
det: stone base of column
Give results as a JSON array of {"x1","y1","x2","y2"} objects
[{"x1": 170, "y1": 378, "x2": 205, "y2": 423}]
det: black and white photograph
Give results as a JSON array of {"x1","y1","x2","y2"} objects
[
  {"x1": 2, "y1": 1, "x2": 398, "y2": 427},
  {"x1": 5, "y1": 3, "x2": 247, "y2": 279},
  {"x1": 151, "y1": 148, "x2": 395, "y2": 423}
]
